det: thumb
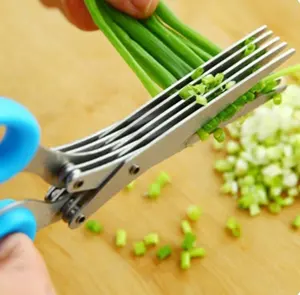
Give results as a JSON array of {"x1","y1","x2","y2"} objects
[
  {"x1": 106, "y1": 0, "x2": 159, "y2": 19},
  {"x1": 0, "y1": 234, "x2": 56, "y2": 295}
]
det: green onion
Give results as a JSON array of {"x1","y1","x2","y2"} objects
[
  {"x1": 126, "y1": 181, "x2": 136, "y2": 191},
  {"x1": 156, "y1": 245, "x2": 172, "y2": 260},
  {"x1": 214, "y1": 159, "x2": 234, "y2": 172},
  {"x1": 186, "y1": 205, "x2": 202, "y2": 221},
  {"x1": 226, "y1": 217, "x2": 241, "y2": 238},
  {"x1": 273, "y1": 94, "x2": 282, "y2": 105},
  {"x1": 179, "y1": 85, "x2": 196, "y2": 99},
  {"x1": 147, "y1": 183, "x2": 161, "y2": 199},
  {"x1": 188, "y1": 247, "x2": 206, "y2": 258},
  {"x1": 85, "y1": 220, "x2": 103, "y2": 234},
  {"x1": 244, "y1": 43, "x2": 256, "y2": 56},
  {"x1": 181, "y1": 232, "x2": 196, "y2": 250},
  {"x1": 180, "y1": 251, "x2": 191, "y2": 270},
  {"x1": 292, "y1": 216, "x2": 300, "y2": 229},
  {"x1": 195, "y1": 95, "x2": 208, "y2": 105},
  {"x1": 104, "y1": 2, "x2": 192, "y2": 79},
  {"x1": 156, "y1": 171, "x2": 171, "y2": 187},
  {"x1": 144, "y1": 233, "x2": 160, "y2": 246},
  {"x1": 213, "y1": 128, "x2": 226, "y2": 143},
  {"x1": 133, "y1": 241, "x2": 146, "y2": 256},
  {"x1": 181, "y1": 219, "x2": 193, "y2": 234},
  {"x1": 191, "y1": 67, "x2": 204, "y2": 80},
  {"x1": 268, "y1": 203, "x2": 282, "y2": 214},
  {"x1": 116, "y1": 229, "x2": 127, "y2": 247},
  {"x1": 155, "y1": 0, "x2": 221, "y2": 56},
  {"x1": 84, "y1": 0, "x2": 160, "y2": 96},
  {"x1": 197, "y1": 128, "x2": 210, "y2": 141},
  {"x1": 143, "y1": 16, "x2": 204, "y2": 69}
]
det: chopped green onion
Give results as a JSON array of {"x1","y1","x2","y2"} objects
[
  {"x1": 213, "y1": 138, "x2": 225, "y2": 151},
  {"x1": 186, "y1": 205, "x2": 202, "y2": 221},
  {"x1": 214, "y1": 73, "x2": 225, "y2": 85},
  {"x1": 147, "y1": 183, "x2": 161, "y2": 199},
  {"x1": 196, "y1": 95, "x2": 208, "y2": 105},
  {"x1": 126, "y1": 181, "x2": 136, "y2": 191},
  {"x1": 189, "y1": 247, "x2": 206, "y2": 258},
  {"x1": 133, "y1": 241, "x2": 146, "y2": 256},
  {"x1": 202, "y1": 74, "x2": 215, "y2": 86},
  {"x1": 226, "y1": 81, "x2": 236, "y2": 90},
  {"x1": 244, "y1": 43, "x2": 256, "y2": 56},
  {"x1": 249, "y1": 204, "x2": 261, "y2": 216},
  {"x1": 268, "y1": 203, "x2": 281, "y2": 214},
  {"x1": 197, "y1": 128, "x2": 210, "y2": 141},
  {"x1": 116, "y1": 229, "x2": 127, "y2": 247},
  {"x1": 226, "y1": 217, "x2": 241, "y2": 238},
  {"x1": 85, "y1": 220, "x2": 103, "y2": 234},
  {"x1": 213, "y1": 128, "x2": 226, "y2": 143},
  {"x1": 179, "y1": 85, "x2": 196, "y2": 99},
  {"x1": 191, "y1": 67, "x2": 204, "y2": 80},
  {"x1": 292, "y1": 215, "x2": 300, "y2": 229},
  {"x1": 181, "y1": 219, "x2": 192, "y2": 234},
  {"x1": 156, "y1": 171, "x2": 171, "y2": 187},
  {"x1": 273, "y1": 94, "x2": 282, "y2": 105},
  {"x1": 144, "y1": 233, "x2": 160, "y2": 246},
  {"x1": 181, "y1": 232, "x2": 196, "y2": 250},
  {"x1": 226, "y1": 140, "x2": 240, "y2": 154},
  {"x1": 180, "y1": 251, "x2": 191, "y2": 270},
  {"x1": 156, "y1": 245, "x2": 172, "y2": 260},
  {"x1": 214, "y1": 159, "x2": 234, "y2": 172}
]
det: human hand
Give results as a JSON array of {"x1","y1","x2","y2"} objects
[
  {"x1": 0, "y1": 234, "x2": 56, "y2": 295},
  {"x1": 41, "y1": 0, "x2": 159, "y2": 31}
]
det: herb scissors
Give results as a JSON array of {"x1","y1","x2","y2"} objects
[{"x1": 0, "y1": 25, "x2": 294, "y2": 241}]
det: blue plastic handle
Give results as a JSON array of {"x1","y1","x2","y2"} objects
[
  {"x1": 0, "y1": 199, "x2": 37, "y2": 241},
  {"x1": 0, "y1": 97, "x2": 40, "y2": 183}
]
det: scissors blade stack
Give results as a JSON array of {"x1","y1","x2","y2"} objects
[{"x1": 42, "y1": 25, "x2": 294, "y2": 229}]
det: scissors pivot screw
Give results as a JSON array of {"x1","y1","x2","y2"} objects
[{"x1": 129, "y1": 165, "x2": 140, "y2": 175}]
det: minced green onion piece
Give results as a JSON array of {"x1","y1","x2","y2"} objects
[
  {"x1": 213, "y1": 138, "x2": 225, "y2": 151},
  {"x1": 245, "y1": 91, "x2": 256, "y2": 101},
  {"x1": 273, "y1": 94, "x2": 282, "y2": 105},
  {"x1": 181, "y1": 232, "x2": 196, "y2": 250},
  {"x1": 180, "y1": 251, "x2": 191, "y2": 270},
  {"x1": 213, "y1": 128, "x2": 226, "y2": 143},
  {"x1": 226, "y1": 140, "x2": 240, "y2": 154},
  {"x1": 282, "y1": 197, "x2": 294, "y2": 207},
  {"x1": 134, "y1": 241, "x2": 146, "y2": 256},
  {"x1": 244, "y1": 43, "x2": 256, "y2": 56},
  {"x1": 144, "y1": 233, "x2": 160, "y2": 246},
  {"x1": 197, "y1": 128, "x2": 210, "y2": 141},
  {"x1": 179, "y1": 85, "x2": 196, "y2": 99},
  {"x1": 147, "y1": 183, "x2": 161, "y2": 199},
  {"x1": 156, "y1": 245, "x2": 172, "y2": 260},
  {"x1": 156, "y1": 171, "x2": 171, "y2": 187},
  {"x1": 249, "y1": 204, "x2": 261, "y2": 217},
  {"x1": 226, "y1": 217, "x2": 241, "y2": 238},
  {"x1": 191, "y1": 67, "x2": 204, "y2": 80},
  {"x1": 226, "y1": 81, "x2": 236, "y2": 90},
  {"x1": 126, "y1": 181, "x2": 136, "y2": 191},
  {"x1": 181, "y1": 219, "x2": 192, "y2": 234},
  {"x1": 268, "y1": 203, "x2": 281, "y2": 214},
  {"x1": 292, "y1": 216, "x2": 300, "y2": 229},
  {"x1": 186, "y1": 205, "x2": 202, "y2": 221},
  {"x1": 116, "y1": 229, "x2": 127, "y2": 247},
  {"x1": 288, "y1": 188, "x2": 298, "y2": 197},
  {"x1": 215, "y1": 159, "x2": 234, "y2": 172},
  {"x1": 202, "y1": 74, "x2": 215, "y2": 86},
  {"x1": 196, "y1": 95, "x2": 208, "y2": 105},
  {"x1": 244, "y1": 37, "x2": 255, "y2": 45},
  {"x1": 85, "y1": 220, "x2": 103, "y2": 234},
  {"x1": 189, "y1": 247, "x2": 206, "y2": 258},
  {"x1": 215, "y1": 73, "x2": 225, "y2": 85},
  {"x1": 194, "y1": 83, "x2": 206, "y2": 95}
]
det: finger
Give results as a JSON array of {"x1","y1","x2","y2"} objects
[{"x1": 106, "y1": 0, "x2": 159, "y2": 19}]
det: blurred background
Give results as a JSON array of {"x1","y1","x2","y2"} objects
[{"x1": 1, "y1": 0, "x2": 300, "y2": 294}]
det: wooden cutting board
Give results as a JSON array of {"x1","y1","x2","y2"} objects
[{"x1": 1, "y1": 1, "x2": 300, "y2": 294}]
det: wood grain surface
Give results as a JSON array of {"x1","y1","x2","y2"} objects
[{"x1": 1, "y1": 1, "x2": 300, "y2": 294}]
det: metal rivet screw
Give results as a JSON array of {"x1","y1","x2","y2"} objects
[
  {"x1": 129, "y1": 165, "x2": 140, "y2": 175},
  {"x1": 76, "y1": 214, "x2": 86, "y2": 224},
  {"x1": 73, "y1": 180, "x2": 84, "y2": 190}
]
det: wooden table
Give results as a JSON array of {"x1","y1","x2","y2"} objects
[{"x1": 1, "y1": 1, "x2": 300, "y2": 294}]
